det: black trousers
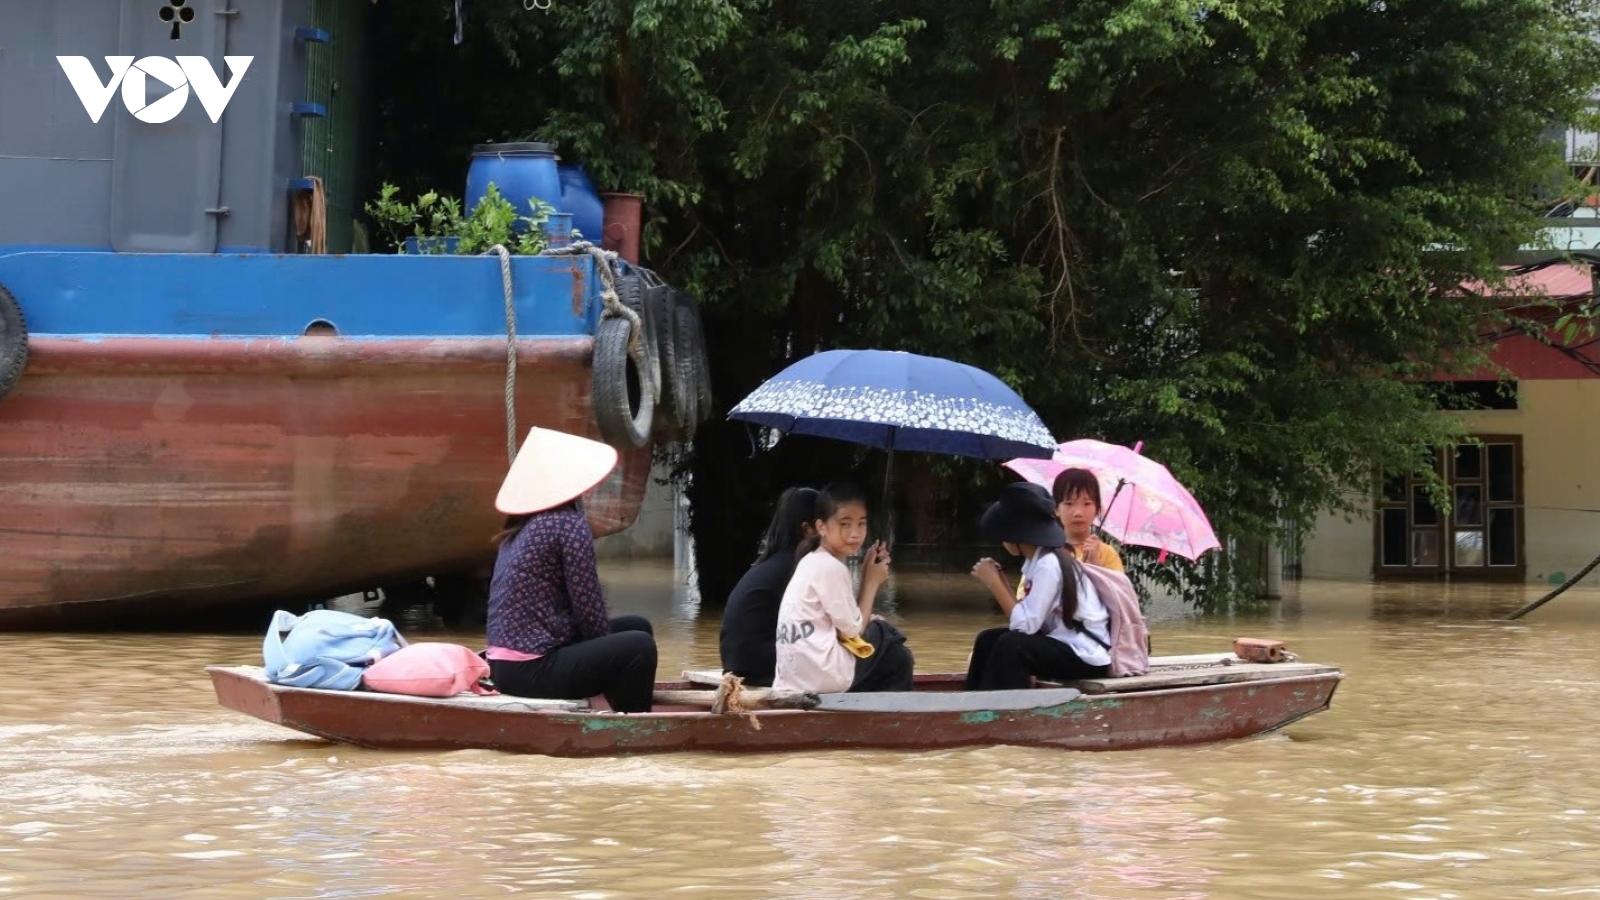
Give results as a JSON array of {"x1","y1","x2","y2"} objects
[
  {"x1": 489, "y1": 615, "x2": 658, "y2": 713},
  {"x1": 850, "y1": 619, "x2": 916, "y2": 693},
  {"x1": 964, "y1": 626, "x2": 1108, "y2": 691}
]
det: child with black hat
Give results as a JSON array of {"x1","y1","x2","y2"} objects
[{"x1": 966, "y1": 481, "x2": 1112, "y2": 690}]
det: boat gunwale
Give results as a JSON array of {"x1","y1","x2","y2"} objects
[{"x1": 206, "y1": 663, "x2": 1344, "y2": 724}]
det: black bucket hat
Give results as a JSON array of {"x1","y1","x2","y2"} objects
[{"x1": 980, "y1": 482, "x2": 1067, "y2": 549}]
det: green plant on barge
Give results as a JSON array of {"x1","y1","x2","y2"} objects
[{"x1": 365, "y1": 182, "x2": 555, "y2": 255}]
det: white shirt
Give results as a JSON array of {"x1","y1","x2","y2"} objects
[
  {"x1": 773, "y1": 549, "x2": 863, "y2": 694},
  {"x1": 1012, "y1": 548, "x2": 1111, "y2": 667}
]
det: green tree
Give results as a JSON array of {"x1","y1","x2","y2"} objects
[{"x1": 368, "y1": 0, "x2": 1600, "y2": 606}]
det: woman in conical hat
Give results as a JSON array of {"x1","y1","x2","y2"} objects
[{"x1": 484, "y1": 427, "x2": 658, "y2": 713}]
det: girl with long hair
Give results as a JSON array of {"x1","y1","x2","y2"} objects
[
  {"x1": 718, "y1": 486, "x2": 820, "y2": 686},
  {"x1": 772, "y1": 482, "x2": 914, "y2": 694}
]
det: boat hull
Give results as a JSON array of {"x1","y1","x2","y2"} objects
[
  {"x1": 207, "y1": 666, "x2": 1342, "y2": 756},
  {"x1": 0, "y1": 251, "x2": 657, "y2": 627},
  {"x1": 0, "y1": 336, "x2": 652, "y2": 627}
]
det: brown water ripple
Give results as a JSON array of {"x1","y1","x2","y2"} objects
[{"x1": 4, "y1": 575, "x2": 1600, "y2": 897}]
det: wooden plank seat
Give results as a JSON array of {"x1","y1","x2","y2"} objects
[
  {"x1": 1069, "y1": 662, "x2": 1340, "y2": 694},
  {"x1": 683, "y1": 667, "x2": 734, "y2": 686}
]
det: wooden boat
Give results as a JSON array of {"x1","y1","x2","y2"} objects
[
  {"x1": 206, "y1": 650, "x2": 1343, "y2": 757},
  {"x1": 0, "y1": 251, "x2": 672, "y2": 628}
]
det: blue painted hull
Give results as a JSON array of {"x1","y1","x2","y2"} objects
[{"x1": 0, "y1": 250, "x2": 601, "y2": 339}]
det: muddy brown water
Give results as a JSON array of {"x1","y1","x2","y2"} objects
[{"x1": 3, "y1": 561, "x2": 1599, "y2": 898}]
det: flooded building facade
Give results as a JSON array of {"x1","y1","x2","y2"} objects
[{"x1": 1303, "y1": 191, "x2": 1600, "y2": 584}]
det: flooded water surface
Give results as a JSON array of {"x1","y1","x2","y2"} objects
[{"x1": 3, "y1": 564, "x2": 1600, "y2": 898}]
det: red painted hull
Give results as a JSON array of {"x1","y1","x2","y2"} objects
[
  {"x1": 207, "y1": 666, "x2": 1343, "y2": 756},
  {"x1": 0, "y1": 336, "x2": 652, "y2": 627}
]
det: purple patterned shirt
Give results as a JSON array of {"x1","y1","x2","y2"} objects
[{"x1": 486, "y1": 507, "x2": 612, "y2": 655}]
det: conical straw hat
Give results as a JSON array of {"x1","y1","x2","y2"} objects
[{"x1": 494, "y1": 427, "x2": 619, "y2": 515}]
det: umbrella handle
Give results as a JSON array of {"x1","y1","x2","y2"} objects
[
  {"x1": 882, "y1": 448, "x2": 895, "y2": 552},
  {"x1": 1098, "y1": 478, "x2": 1129, "y2": 531}
]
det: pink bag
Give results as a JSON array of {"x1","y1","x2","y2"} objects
[{"x1": 361, "y1": 642, "x2": 498, "y2": 698}]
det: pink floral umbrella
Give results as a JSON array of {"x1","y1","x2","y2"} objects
[{"x1": 1002, "y1": 439, "x2": 1221, "y2": 562}]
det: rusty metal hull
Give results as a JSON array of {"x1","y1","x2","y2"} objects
[
  {"x1": 0, "y1": 336, "x2": 652, "y2": 627},
  {"x1": 207, "y1": 666, "x2": 1342, "y2": 757}
]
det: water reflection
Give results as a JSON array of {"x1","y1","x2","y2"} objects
[{"x1": 3, "y1": 570, "x2": 1600, "y2": 897}]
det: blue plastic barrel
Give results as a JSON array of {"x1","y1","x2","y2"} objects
[
  {"x1": 465, "y1": 142, "x2": 562, "y2": 232},
  {"x1": 558, "y1": 164, "x2": 605, "y2": 243}
]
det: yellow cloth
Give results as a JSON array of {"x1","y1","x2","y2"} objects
[{"x1": 838, "y1": 633, "x2": 875, "y2": 659}]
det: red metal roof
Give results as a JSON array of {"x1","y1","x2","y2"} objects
[{"x1": 1462, "y1": 263, "x2": 1594, "y2": 299}]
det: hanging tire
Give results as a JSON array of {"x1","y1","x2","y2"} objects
[
  {"x1": 668, "y1": 290, "x2": 704, "y2": 440},
  {"x1": 649, "y1": 284, "x2": 688, "y2": 438},
  {"x1": 616, "y1": 272, "x2": 660, "y2": 405},
  {"x1": 592, "y1": 315, "x2": 654, "y2": 449},
  {"x1": 0, "y1": 283, "x2": 27, "y2": 403},
  {"x1": 683, "y1": 300, "x2": 714, "y2": 424}
]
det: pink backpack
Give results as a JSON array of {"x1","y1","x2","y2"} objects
[
  {"x1": 361, "y1": 643, "x2": 498, "y2": 698},
  {"x1": 1054, "y1": 553, "x2": 1151, "y2": 677},
  {"x1": 1079, "y1": 563, "x2": 1150, "y2": 676}
]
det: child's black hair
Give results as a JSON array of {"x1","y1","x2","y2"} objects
[
  {"x1": 1050, "y1": 548, "x2": 1084, "y2": 625},
  {"x1": 795, "y1": 482, "x2": 870, "y2": 558},
  {"x1": 757, "y1": 486, "x2": 821, "y2": 562},
  {"x1": 1051, "y1": 468, "x2": 1103, "y2": 511}
]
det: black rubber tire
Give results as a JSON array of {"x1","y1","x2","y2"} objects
[
  {"x1": 650, "y1": 287, "x2": 693, "y2": 439},
  {"x1": 592, "y1": 315, "x2": 654, "y2": 449},
  {"x1": 670, "y1": 291, "x2": 703, "y2": 440},
  {"x1": 683, "y1": 301, "x2": 714, "y2": 423},
  {"x1": 648, "y1": 286, "x2": 679, "y2": 437},
  {"x1": 645, "y1": 283, "x2": 676, "y2": 418},
  {"x1": 616, "y1": 272, "x2": 660, "y2": 405},
  {"x1": 0, "y1": 283, "x2": 27, "y2": 402}
]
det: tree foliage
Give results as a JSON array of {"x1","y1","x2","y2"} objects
[{"x1": 367, "y1": 0, "x2": 1600, "y2": 606}]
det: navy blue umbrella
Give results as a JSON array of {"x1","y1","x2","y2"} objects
[
  {"x1": 729, "y1": 349, "x2": 1057, "y2": 545},
  {"x1": 729, "y1": 349, "x2": 1057, "y2": 460}
]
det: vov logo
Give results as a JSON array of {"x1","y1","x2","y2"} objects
[{"x1": 56, "y1": 56, "x2": 253, "y2": 124}]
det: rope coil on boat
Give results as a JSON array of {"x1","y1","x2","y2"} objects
[
  {"x1": 543, "y1": 241, "x2": 644, "y2": 356},
  {"x1": 544, "y1": 241, "x2": 656, "y2": 448},
  {"x1": 713, "y1": 672, "x2": 762, "y2": 730}
]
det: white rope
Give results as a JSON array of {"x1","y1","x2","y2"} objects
[
  {"x1": 485, "y1": 244, "x2": 518, "y2": 464},
  {"x1": 543, "y1": 240, "x2": 649, "y2": 388},
  {"x1": 546, "y1": 241, "x2": 641, "y2": 335}
]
